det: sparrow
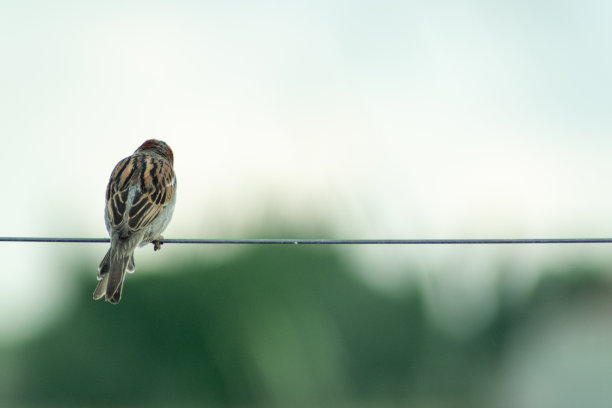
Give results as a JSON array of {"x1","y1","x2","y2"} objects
[{"x1": 94, "y1": 139, "x2": 176, "y2": 304}]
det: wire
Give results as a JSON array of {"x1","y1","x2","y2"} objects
[{"x1": 1, "y1": 237, "x2": 612, "y2": 245}]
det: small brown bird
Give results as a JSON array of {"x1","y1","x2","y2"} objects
[{"x1": 94, "y1": 139, "x2": 176, "y2": 304}]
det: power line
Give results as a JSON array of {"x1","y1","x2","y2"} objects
[{"x1": 1, "y1": 237, "x2": 612, "y2": 245}]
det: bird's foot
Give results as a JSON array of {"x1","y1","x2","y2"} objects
[{"x1": 152, "y1": 237, "x2": 164, "y2": 251}]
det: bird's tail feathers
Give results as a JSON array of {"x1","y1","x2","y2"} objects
[{"x1": 93, "y1": 248, "x2": 132, "y2": 304}]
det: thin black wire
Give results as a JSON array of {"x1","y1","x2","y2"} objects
[{"x1": 1, "y1": 237, "x2": 612, "y2": 245}]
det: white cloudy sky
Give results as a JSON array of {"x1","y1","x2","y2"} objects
[{"x1": 2, "y1": 0, "x2": 612, "y2": 341}]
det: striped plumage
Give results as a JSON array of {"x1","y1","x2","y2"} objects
[{"x1": 94, "y1": 139, "x2": 176, "y2": 304}]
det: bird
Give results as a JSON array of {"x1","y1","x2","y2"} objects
[{"x1": 94, "y1": 139, "x2": 176, "y2": 304}]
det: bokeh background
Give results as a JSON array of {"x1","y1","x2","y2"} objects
[{"x1": 2, "y1": 1, "x2": 612, "y2": 407}]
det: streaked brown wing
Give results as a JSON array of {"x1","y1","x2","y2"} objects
[
  {"x1": 106, "y1": 156, "x2": 134, "y2": 230},
  {"x1": 105, "y1": 154, "x2": 176, "y2": 235}
]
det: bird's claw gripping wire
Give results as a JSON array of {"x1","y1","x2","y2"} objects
[{"x1": 152, "y1": 238, "x2": 164, "y2": 251}]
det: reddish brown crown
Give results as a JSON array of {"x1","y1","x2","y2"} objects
[{"x1": 136, "y1": 139, "x2": 174, "y2": 165}]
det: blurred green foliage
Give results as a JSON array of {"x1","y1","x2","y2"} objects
[{"x1": 1, "y1": 245, "x2": 608, "y2": 408}]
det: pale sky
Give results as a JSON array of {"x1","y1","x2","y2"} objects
[{"x1": 2, "y1": 0, "x2": 612, "y2": 341}]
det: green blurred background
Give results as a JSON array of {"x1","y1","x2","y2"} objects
[{"x1": 2, "y1": 237, "x2": 612, "y2": 408}]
